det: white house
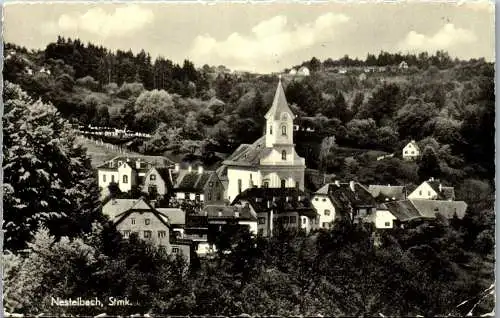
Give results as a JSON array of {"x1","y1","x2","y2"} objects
[
  {"x1": 398, "y1": 61, "x2": 409, "y2": 70},
  {"x1": 407, "y1": 178, "x2": 455, "y2": 201},
  {"x1": 222, "y1": 77, "x2": 306, "y2": 202},
  {"x1": 364, "y1": 207, "x2": 398, "y2": 229},
  {"x1": 402, "y1": 140, "x2": 421, "y2": 160},
  {"x1": 289, "y1": 68, "x2": 297, "y2": 75},
  {"x1": 297, "y1": 66, "x2": 310, "y2": 76}
]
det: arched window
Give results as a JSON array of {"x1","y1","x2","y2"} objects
[
  {"x1": 281, "y1": 179, "x2": 286, "y2": 188},
  {"x1": 282, "y1": 150, "x2": 287, "y2": 160},
  {"x1": 123, "y1": 175, "x2": 128, "y2": 183},
  {"x1": 281, "y1": 112, "x2": 289, "y2": 120},
  {"x1": 270, "y1": 125, "x2": 273, "y2": 135},
  {"x1": 281, "y1": 125, "x2": 287, "y2": 136}
]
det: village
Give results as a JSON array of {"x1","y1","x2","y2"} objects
[{"x1": 92, "y1": 78, "x2": 469, "y2": 265}]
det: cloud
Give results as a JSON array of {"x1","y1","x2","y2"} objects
[
  {"x1": 189, "y1": 12, "x2": 350, "y2": 70},
  {"x1": 398, "y1": 23, "x2": 476, "y2": 52},
  {"x1": 41, "y1": 5, "x2": 154, "y2": 38}
]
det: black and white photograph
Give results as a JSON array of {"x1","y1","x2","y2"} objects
[{"x1": 1, "y1": 1, "x2": 496, "y2": 317}]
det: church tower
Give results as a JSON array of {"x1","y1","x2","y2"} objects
[{"x1": 265, "y1": 75, "x2": 295, "y2": 148}]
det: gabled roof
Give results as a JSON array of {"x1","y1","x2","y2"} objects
[
  {"x1": 316, "y1": 182, "x2": 377, "y2": 211},
  {"x1": 113, "y1": 198, "x2": 171, "y2": 228},
  {"x1": 222, "y1": 136, "x2": 273, "y2": 167},
  {"x1": 382, "y1": 199, "x2": 467, "y2": 222},
  {"x1": 174, "y1": 170, "x2": 218, "y2": 193},
  {"x1": 231, "y1": 188, "x2": 316, "y2": 218},
  {"x1": 405, "y1": 140, "x2": 421, "y2": 152},
  {"x1": 203, "y1": 204, "x2": 257, "y2": 221},
  {"x1": 102, "y1": 199, "x2": 138, "y2": 220},
  {"x1": 97, "y1": 155, "x2": 174, "y2": 171},
  {"x1": 265, "y1": 78, "x2": 295, "y2": 120}
]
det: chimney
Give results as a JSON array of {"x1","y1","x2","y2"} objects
[
  {"x1": 334, "y1": 180, "x2": 340, "y2": 187},
  {"x1": 439, "y1": 184, "x2": 442, "y2": 192},
  {"x1": 234, "y1": 210, "x2": 240, "y2": 218},
  {"x1": 429, "y1": 177, "x2": 434, "y2": 182},
  {"x1": 349, "y1": 181, "x2": 356, "y2": 192},
  {"x1": 188, "y1": 165, "x2": 192, "y2": 173},
  {"x1": 136, "y1": 159, "x2": 141, "y2": 169},
  {"x1": 174, "y1": 163, "x2": 180, "y2": 172},
  {"x1": 198, "y1": 166, "x2": 204, "y2": 174}
]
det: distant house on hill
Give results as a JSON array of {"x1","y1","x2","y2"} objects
[
  {"x1": 289, "y1": 68, "x2": 297, "y2": 75},
  {"x1": 358, "y1": 73, "x2": 367, "y2": 81},
  {"x1": 338, "y1": 68, "x2": 348, "y2": 74},
  {"x1": 402, "y1": 140, "x2": 421, "y2": 160},
  {"x1": 399, "y1": 61, "x2": 409, "y2": 70},
  {"x1": 297, "y1": 66, "x2": 310, "y2": 76},
  {"x1": 407, "y1": 178, "x2": 455, "y2": 201},
  {"x1": 368, "y1": 185, "x2": 407, "y2": 203}
]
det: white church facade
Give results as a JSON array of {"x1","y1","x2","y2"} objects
[{"x1": 223, "y1": 77, "x2": 306, "y2": 202}]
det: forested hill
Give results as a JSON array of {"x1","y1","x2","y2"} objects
[{"x1": 3, "y1": 39, "x2": 495, "y2": 187}]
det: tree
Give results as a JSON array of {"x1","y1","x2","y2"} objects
[
  {"x1": 3, "y1": 82, "x2": 101, "y2": 250},
  {"x1": 418, "y1": 146, "x2": 441, "y2": 181},
  {"x1": 319, "y1": 136, "x2": 338, "y2": 171}
]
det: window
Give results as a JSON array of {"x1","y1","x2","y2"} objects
[
  {"x1": 144, "y1": 230, "x2": 152, "y2": 239},
  {"x1": 238, "y1": 179, "x2": 242, "y2": 194},
  {"x1": 123, "y1": 230, "x2": 131, "y2": 238},
  {"x1": 148, "y1": 185, "x2": 158, "y2": 195},
  {"x1": 270, "y1": 125, "x2": 273, "y2": 135},
  {"x1": 281, "y1": 112, "x2": 289, "y2": 120},
  {"x1": 263, "y1": 181, "x2": 269, "y2": 188},
  {"x1": 145, "y1": 218, "x2": 151, "y2": 225},
  {"x1": 131, "y1": 218, "x2": 136, "y2": 225},
  {"x1": 258, "y1": 217, "x2": 266, "y2": 224},
  {"x1": 195, "y1": 194, "x2": 200, "y2": 201},
  {"x1": 290, "y1": 216, "x2": 297, "y2": 224},
  {"x1": 315, "y1": 198, "x2": 319, "y2": 201},
  {"x1": 282, "y1": 217, "x2": 289, "y2": 224},
  {"x1": 281, "y1": 125, "x2": 287, "y2": 136},
  {"x1": 419, "y1": 190, "x2": 422, "y2": 196},
  {"x1": 281, "y1": 179, "x2": 286, "y2": 188},
  {"x1": 208, "y1": 192, "x2": 212, "y2": 201},
  {"x1": 103, "y1": 174, "x2": 107, "y2": 182},
  {"x1": 322, "y1": 198, "x2": 326, "y2": 202},
  {"x1": 427, "y1": 191, "x2": 431, "y2": 196},
  {"x1": 123, "y1": 175, "x2": 128, "y2": 184},
  {"x1": 411, "y1": 151, "x2": 414, "y2": 155},
  {"x1": 385, "y1": 222, "x2": 391, "y2": 227},
  {"x1": 405, "y1": 151, "x2": 408, "y2": 154},
  {"x1": 158, "y1": 230, "x2": 166, "y2": 238},
  {"x1": 172, "y1": 247, "x2": 179, "y2": 254},
  {"x1": 302, "y1": 218, "x2": 306, "y2": 225},
  {"x1": 150, "y1": 174, "x2": 156, "y2": 181},
  {"x1": 296, "y1": 181, "x2": 299, "y2": 189},
  {"x1": 258, "y1": 229, "x2": 264, "y2": 236},
  {"x1": 324, "y1": 209, "x2": 331, "y2": 216},
  {"x1": 322, "y1": 222, "x2": 328, "y2": 228},
  {"x1": 282, "y1": 150, "x2": 287, "y2": 160},
  {"x1": 111, "y1": 175, "x2": 115, "y2": 183}
]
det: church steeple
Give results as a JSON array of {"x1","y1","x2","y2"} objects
[{"x1": 265, "y1": 76, "x2": 295, "y2": 148}]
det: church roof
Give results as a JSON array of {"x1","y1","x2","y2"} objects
[
  {"x1": 222, "y1": 136, "x2": 273, "y2": 167},
  {"x1": 265, "y1": 77, "x2": 295, "y2": 120}
]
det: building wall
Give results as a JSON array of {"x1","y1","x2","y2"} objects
[
  {"x1": 204, "y1": 175, "x2": 226, "y2": 203},
  {"x1": 226, "y1": 168, "x2": 261, "y2": 202},
  {"x1": 311, "y1": 195, "x2": 336, "y2": 229},
  {"x1": 256, "y1": 211, "x2": 270, "y2": 237},
  {"x1": 374, "y1": 210, "x2": 397, "y2": 229},
  {"x1": 408, "y1": 182, "x2": 438, "y2": 200},
  {"x1": 116, "y1": 211, "x2": 170, "y2": 247},
  {"x1": 169, "y1": 243, "x2": 191, "y2": 265},
  {"x1": 117, "y1": 163, "x2": 136, "y2": 193},
  {"x1": 143, "y1": 169, "x2": 168, "y2": 195},
  {"x1": 402, "y1": 143, "x2": 420, "y2": 160},
  {"x1": 98, "y1": 170, "x2": 119, "y2": 191}
]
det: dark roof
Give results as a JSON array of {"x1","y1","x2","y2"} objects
[
  {"x1": 222, "y1": 136, "x2": 273, "y2": 167},
  {"x1": 316, "y1": 182, "x2": 377, "y2": 211},
  {"x1": 382, "y1": 200, "x2": 423, "y2": 222},
  {"x1": 97, "y1": 155, "x2": 173, "y2": 172},
  {"x1": 426, "y1": 181, "x2": 455, "y2": 200},
  {"x1": 231, "y1": 187, "x2": 317, "y2": 218},
  {"x1": 174, "y1": 170, "x2": 217, "y2": 193},
  {"x1": 203, "y1": 204, "x2": 256, "y2": 221},
  {"x1": 368, "y1": 185, "x2": 407, "y2": 202}
]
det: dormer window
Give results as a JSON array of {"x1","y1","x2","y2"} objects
[
  {"x1": 281, "y1": 125, "x2": 287, "y2": 136},
  {"x1": 282, "y1": 150, "x2": 287, "y2": 160},
  {"x1": 281, "y1": 112, "x2": 289, "y2": 121}
]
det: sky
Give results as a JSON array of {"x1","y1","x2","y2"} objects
[{"x1": 3, "y1": 1, "x2": 495, "y2": 73}]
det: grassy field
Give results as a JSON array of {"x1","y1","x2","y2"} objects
[{"x1": 77, "y1": 137, "x2": 140, "y2": 168}]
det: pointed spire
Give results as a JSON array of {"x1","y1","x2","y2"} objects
[{"x1": 265, "y1": 77, "x2": 294, "y2": 120}]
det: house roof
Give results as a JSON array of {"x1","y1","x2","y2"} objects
[
  {"x1": 156, "y1": 208, "x2": 185, "y2": 226},
  {"x1": 405, "y1": 141, "x2": 421, "y2": 152},
  {"x1": 231, "y1": 187, "x2": 317, "y2": 218},
  {"x1": 316, "y1": 182, "x2": 377, "y2": 211},
  {"x1": 382, "y1": 199, "x2": 467, "y2": 222},
  {"x1": 222, "y1": 136, "x2": 273, "y2": 167},
  {"x1": 97, "y1": 155, "x2": 173, "y2": 172},
  {"x1": 203, "y1": 204, "x2": 257, "y2": 221},
  {"x1": 368, "y1": 185, "x2": 407, "y2": 202},
  {"x1": 113, "y1": 198, "x2": 171, "y2": 228},
  {"x1": 102, "y1": 199, "x2": 138, "y2": 220},
  {"x1": 426, "y1": 181, "x2": 455, "y2": 200},
  {"x1": 174, "y1": 170, "x2": 217, "y2": 193},
  {"x1": 265, "y1": 78, "x2": 295, "y2": 120}
]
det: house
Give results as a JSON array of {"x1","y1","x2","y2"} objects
[
  {"x1": 172, "y1": 166, "x2": 225, "y2": 204},
  {"x1": 221, "y1": 77, "x2": 306, "y2": 202},
  {"x1": 183, "y1": 214, "x2": 214, "y2": 257},
  {"x1": 362, "y1": 206, "x2": 398, "y2": 229},
  {"x1": 289, "y1": 68, "x2": 297, "y2": 75},
  {"x1": 382, "y1": 199, "x2": 467, "y2": 226},
  {"x1": 231, "y1": 187, "x2": 317, "y2": 237},
  {"x1": 311, "y1": 181, "x2": 377, "y2": 229},
  {"x1": 358, "y1": 73, "x2": 367, "y2": 81},
  {"x1": 297, "y1": 66, "x2": 310, "y2": 76},
  {"x1": 156, "y1": 207, "x2": 186, "y2": 238},
  {"x1": 398, "y1": 61, "x2": 409, "y2": 70},
  {"x1": 204, "y1": 204, "x2": 258, "y2": 236},
  {"x1": 407, "y1": 178, "x2": 455, "y2": 201},
  {"x1": 368, "y1": 185, "x2": 407, "y2": 203},
  {"x1": 402, "y1": 140, "x2": 421, "y2": 160},
  {"x1": 338, "y1": 68, "x2": 347, "y2": 74},
  {"x1": 142, "y1": 167, "x2": 173, "y2": 197},
  {"x1": 97, "y1": 156, "x2": 172, "y2": 195}
]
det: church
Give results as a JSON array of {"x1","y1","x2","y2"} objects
[{"x1": 222, "y1": 77, "x2": 306, "y2": 202}]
